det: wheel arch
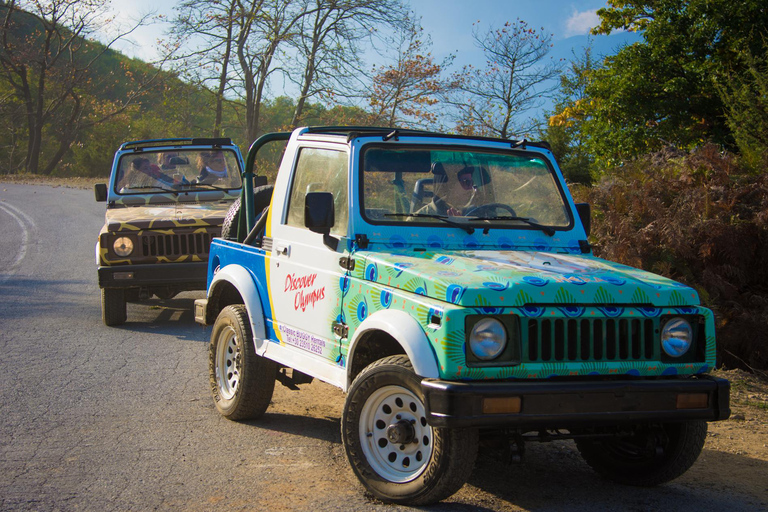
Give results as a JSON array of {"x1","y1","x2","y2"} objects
[
  {"x1": 207, "y1": 264, "x2": 267, "y2": 343},
  {"x1": 346, "y1": 309, "x2": 440, "y2": 389}
]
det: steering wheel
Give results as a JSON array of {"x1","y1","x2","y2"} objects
[{"x1": 464, "y1": 203, "x2": 517, "y2": 217}]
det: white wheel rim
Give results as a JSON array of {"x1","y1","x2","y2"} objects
[
  {"x1": 215, "y1": 326, "x2": 240, "y2": 400},
  {"x1": 358, "y1": 385, "x2": 434, "y2": 483}
]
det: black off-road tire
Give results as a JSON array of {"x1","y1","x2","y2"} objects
[
  {"x1": 341, "y1": 355, "x2": 478, "y2": 505},
  {"x1": 575, "y1": 421, "x2": 708, "y2": 486},
  {"x1": 208, "y1": 305, "x2": 276, "y2": 420},
  {"x1": 101, "y1": 288, "x2": 126, "y2": 326},
  {"x1": 221, "y1": 185, "x2": 273, "y2": 240}
]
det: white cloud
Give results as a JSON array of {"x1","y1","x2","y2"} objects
[{"x1": 563, "y1": 9, "x2": 600, "y2": 38}]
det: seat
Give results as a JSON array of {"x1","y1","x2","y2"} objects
[{"x1": 410, "y1": 178, "x2": 433, "y2": 213}]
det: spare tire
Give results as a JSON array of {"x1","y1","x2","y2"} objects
[{"x1": 221, "y1": 185, "x2": 273, "y2": 241}]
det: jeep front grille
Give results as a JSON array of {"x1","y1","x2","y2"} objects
[
  {"x1": 524, "y1": 318, "x2": 657, "y2": 363},
  {"x1": 141, "y1": 232, "x2": 215, "y2": 258}
]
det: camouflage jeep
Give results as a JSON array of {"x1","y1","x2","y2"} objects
[{"x1": 94, "y1": 138, "x2": 245, "y2": 326}]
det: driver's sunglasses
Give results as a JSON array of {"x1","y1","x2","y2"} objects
[{"x1": 458, "y1": 175, "x2": 474, "y2": 189}]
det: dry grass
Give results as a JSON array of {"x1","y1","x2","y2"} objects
[{"x1": 0, "y1": 174, "x2": 103, "y2": 190}]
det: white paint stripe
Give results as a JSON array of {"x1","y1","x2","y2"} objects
[
  {"x1": 0, "y1": 201, "x2": 34, "y2": 284},
  {"x1": 0, "y1": 199, "x2": 36, "y2": 227}
]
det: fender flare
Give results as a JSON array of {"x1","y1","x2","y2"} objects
[
  {"x1": 209, "y1": 264, "x2": 267, "y2": 350},
  {"x1": 347, "y1": 309, "x2": 440, "y2": 385}
]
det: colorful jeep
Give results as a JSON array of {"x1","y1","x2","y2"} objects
[
  {"x1": 194, "y1": 127, "x2": 730, "y2": 505},
  {"x1": 95, "y1": 138, "x2": 244, "y2": 326}
]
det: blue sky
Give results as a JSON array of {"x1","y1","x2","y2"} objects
[{"x1": 111, "y1": 0, "x2": 637, "y2": 65}]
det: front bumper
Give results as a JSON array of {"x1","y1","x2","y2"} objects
[
  {"x1": 98, "y1": 262, "x2": 208, "y2": 290},
  {"x1": 422, "y1": 375, "x2": 730, "y2": 428}
]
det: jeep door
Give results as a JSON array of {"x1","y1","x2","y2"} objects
[{"x1": 267, "y1": 145, "x2": 350, "y2": 372}]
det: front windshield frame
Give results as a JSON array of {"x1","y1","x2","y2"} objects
[
  {"x1": 114, "y1": 148, "x2": 243, "y2": 195},
  {"x1": 359, "y1": 143, "x2": 574, "y2": 232}
]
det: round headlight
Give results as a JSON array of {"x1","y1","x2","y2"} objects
[
  {"x1": 661, "y1": 317, "x2": 693, "y2": 357},
  {"x1": 469, "y1": 318, "x2": 507, "y2": 361},
  {"x1": 113, "y1": 236, "x2": 134, "y2": 257}
]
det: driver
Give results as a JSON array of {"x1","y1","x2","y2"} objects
[
  {"x1": 415, "y1": 164, "x2": 478, "y2": 216},
  {"x1": 130, "y1": 157, "x2": 175, "y2": 188}
]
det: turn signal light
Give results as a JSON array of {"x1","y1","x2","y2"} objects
[
  {"x1": 482, "y1": 396, "x2": 522, "y2": 414},
  {"x1": 676, "y1": 393, "x2": 708, "y2": 409}
]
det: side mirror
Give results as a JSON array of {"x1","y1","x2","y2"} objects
[
  {"x1": 575, "y1": 203, "x2": 591, "y2": 237},
  {"x1": 305, "y1": 192, "x2": 335, "y2": 234},
  {"x1": 94, "y1": 183, "x2": 107, "y2": 202},
  {"x1": 253, "y1": 175, "x2": 268, "y2": 187}
]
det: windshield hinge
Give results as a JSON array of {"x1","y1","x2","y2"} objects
[
  {"x1": 332, "y1": 321, "x2": 348, "y2": 339},
  {"x1": 339, "y1": 256, "x2": 355, "y2": 271},
  {"x1": 579, "y1": 240, "x2": 592, "y2": 254},
  {"x1": 355, "y1": 234, "x2": 369, "y2": 249},
  {"x1": 383, "y1": 130, "x2": 399, "y2": 141}
]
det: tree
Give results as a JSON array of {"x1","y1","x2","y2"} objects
[
  {"x1": 236, "y1": 0, "x2": 309, "y2": 141},
  {"x1": 717, "y1": 42, "x2": 768, "y2": 169},
  {"x1": 584, "y1": 0, "x2": 768, "y2": 166},
  {"x1": 0, "y1": 0, "x2": 156, "y2": 174},
  {"x1": 167, "y1": 0, "x2": 304, "y2": 142},
  {"x1": 286, "y1": 0, "x2": 406, "y2": 128},
  {"x1": 448, "y1": 19, "x2": 561, "y2": 139},
  {"x1": 545, "y1": 43, "x2": 597, "y2": 185},
  {"x1": 169, "y1": 0, "x2": 240, "y2": 138},
  {"x1": 368, "y1": 22, "x2": 451, "y2": 129}
]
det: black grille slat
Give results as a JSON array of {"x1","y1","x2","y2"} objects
[
  {"x1": 524, "y1": 316, "x2": 659, "y2": 363},
  {"x1": 644, "y1": 319, "x2": 655, "y2": 359},
  {"x1": 140, "y1": 232, "x2": 213, "y2": 258}
]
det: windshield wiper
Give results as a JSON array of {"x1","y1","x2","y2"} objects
[
  {"x1": 187, "y1": 182, "x2": 236, "y2": 192},
  {"x1": 469, "y1": 215, "x2": 556, "y2": 236},
  {"x1": 385, "y1": 213, "x2": 475, "y2": 234},
  {"x1": 124, "y1": 185, "x2": 179, "y2": 196}
]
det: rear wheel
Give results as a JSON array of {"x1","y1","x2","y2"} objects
[
  {"x1": 341, "y1": 355, "x2": 478, "y2": 505},
  {"x1": 101, "y1": 288, "x2": 126, "y2": 326},
  {"x1": 209, "y1": 305, "x2": 276, "y2": 420},
  {"x1": 576, "y1": 421, "x2": 708, "y2": 486}
]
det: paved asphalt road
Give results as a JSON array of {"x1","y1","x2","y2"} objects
[{"x1": 0, "y1": 184, "x2": 765, "y2": 512}]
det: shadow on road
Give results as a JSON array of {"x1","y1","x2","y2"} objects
[
  {"x1": 234, "y1": 401, "x2": 767, "y2": 511},
  {"x1": 251, "y1": 413, "x2": 341, "y2": 444},
  {"x1": 105, "y1": 295, "x2": 210, "y2": 341},
  {"x1": 457, "y1": 444, "x2": 767, "y2": 512}
]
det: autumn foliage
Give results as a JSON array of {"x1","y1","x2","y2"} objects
[{"x1": 573, "y1": 145, "x2": 768, "y2": 371}]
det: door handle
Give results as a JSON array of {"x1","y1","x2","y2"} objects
[{"x1": 274, "y1": 243, "x2": 290, "y2": 256}]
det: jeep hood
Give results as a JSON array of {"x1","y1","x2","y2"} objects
[
  {"x1": 356, "y1": 250, "x2": 700, "y2": 308},
  {"x1": 104, "y1": 202, "x2": 231, "y2": 231}
]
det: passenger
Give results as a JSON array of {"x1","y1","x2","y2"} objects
[{"x1": 196, "y1": 151, "x2": 228, "y2": 184}]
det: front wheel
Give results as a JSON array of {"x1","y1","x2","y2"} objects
[
  {"x1": 208, "y1": 305, "x2": 276, "y2": 420},
  {"x1": 101, "y1": 288, "x2": 126, "y2": 326},
  {"x1": 575, "y1": 421, "x2": 708, "y2": 486},
  {"x1": 341, "y1": 355, "x2": 478, "y2": 505}
]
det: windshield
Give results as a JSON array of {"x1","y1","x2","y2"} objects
[
  {"x1": 115, "y1": 149, "x2": 242, "y2": 194},
  {"x1": 361, "y1": 146, "x2": 571, "y2": 229}
]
